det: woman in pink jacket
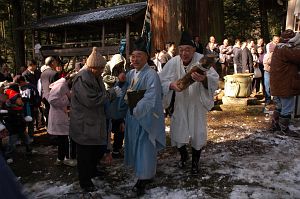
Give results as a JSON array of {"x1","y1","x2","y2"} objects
[{"x1": 48, "y1": 77, "x2": 76, "y2": 166}]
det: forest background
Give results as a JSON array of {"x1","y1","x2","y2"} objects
[{"x1": 0, "y1": 0, "x2": 288, "y2": 72}]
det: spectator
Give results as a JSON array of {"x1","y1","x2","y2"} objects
[
  {"x1": 269, "y1": 29, "x2": 300, "y2": 137},
  {"x1": 160, "y1": 42, "x2": 176, "y2": 67},
  {"x1": 4, "y1": 86, "x2": 32, "y2": 163},
  {"x1": 232, "y1": 39, "x2": 243, "y2": 73},
  {"x1": 263, "y1": 43, "x2": 276, "y2": 110},
  {"x1": 48, "y1": 77, "x2": 76, "y2": 167},
  {"x1": 14, "y1": 75, "x2": 39, "y2": 142},
  {"x1": 251, "y1": 47, "x2": 262, "y2": 95},
  {"x1": 23, "y1": 59, "x2": 43, "y2": 130},
  {"x1": 102, "y1": 54, "x2": 127, "y2": 158},
  {"x1": 205, "y1": 36, "x2": 219, "y2": 54},
  {"x1": 22, "y1": 59, "x2": 41, "y2": 88},
  {"x1": 0, "y1": 81, "x2": 8, "y2": 157},
  {"x1": 102, "y1": 54, "x2": 126, "y2": 90},
  {"x1": 0, "y1": 64, "x2": 13, "y2": 82},
  {"x1": 266, "y1": 35, "x2": 280, "y2": 53},
  {"x1": 256, "y1": 37, "x2": 266, "y2": 52},
  {"x1": 69, "y1": 47, "x2": 117, "y2": 192},
  {"x1": 193, "y1": 36, "x2": 204, "y2": 54},
  {"x1": 257, "y1": 46, "x2": 265, "y2": 93},
  {"x1": 40, "y1": 56, "x2": 59, "y2": 126},
  {"x1": 152, "y1": 49, "x2": 165, "y2": 73},
  {"x1": 242, "y1": 39, "x2": 254, "y2": 73},
  {"x1": 219, "y1": 38, "x2": 233, "y2": 79}
]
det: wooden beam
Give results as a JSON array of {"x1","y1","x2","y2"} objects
[
  {"x1": 126, "y1": 20, "x2": 130, "y2": 60},
  {"x1": 41, "y1": 46, "x2": 119, "y2": 57}
]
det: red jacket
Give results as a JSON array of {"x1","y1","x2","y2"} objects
[{"x1": 270, "y1": 45, "x2": 300, "y2": 97}]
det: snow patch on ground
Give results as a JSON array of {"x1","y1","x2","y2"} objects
[{"x1": 22, "y1": 132, "x2": 300, "y2": 199}]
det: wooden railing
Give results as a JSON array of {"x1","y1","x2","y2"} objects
[{"x1": 40, "y1": 45, "x2": 119, "y2": 57}]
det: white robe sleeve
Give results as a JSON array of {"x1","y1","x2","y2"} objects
[
  {"x1": 159, "y1": 57, "x2": 178, "y2": 109},
  {"x1": 198, "y1": 67, "x2": 219, "y2": 111}
]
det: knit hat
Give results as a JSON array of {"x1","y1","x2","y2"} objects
[
  {"x1": 179, "y1": 31, "x2": 195, "y2": 47},
  {"x1": 86, "y1": 47, "x2": 107, "y2": 68},
  {"x1": 132, "y1": 37, "x2": 148, "y2": 54},
  {"x1": 109, "y1": 54, "x2": 126, "y2": 71},
  {"x1": 280, "y1": 29, "x2": 296, "y2": 43},
  {"x1": 5, "y1": 88, "x2": 21, "y2": 102}
]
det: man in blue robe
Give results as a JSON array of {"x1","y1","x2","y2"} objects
[{"x1": 123, "y1": 38, "x2": 165, "y2": 196}]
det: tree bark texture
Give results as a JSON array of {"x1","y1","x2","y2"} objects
[
  {"x1": 258, "y1": 0, "x2": 269, "y2": 42},
  {"x1": 11, "y1": 0, "x2": 25, "y2": 69},
  {"x1": 149, "y1": 0, "x2": 224, "y2": 54}
]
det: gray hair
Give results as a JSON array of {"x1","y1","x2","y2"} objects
[{"x1": 45, "y1": 56, "x2": 56, "y2": 66}]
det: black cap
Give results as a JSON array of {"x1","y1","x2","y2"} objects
[
  {"x1": 132, "y1": 37, "x2": 148, "y2": 54},
  {"x1": 179, "y1": 31, "x2": 195, "y2": 47}
]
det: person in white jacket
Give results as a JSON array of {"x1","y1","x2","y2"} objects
[{"x1": 159, "y1": 31, "x2": 219, "y2": 174}]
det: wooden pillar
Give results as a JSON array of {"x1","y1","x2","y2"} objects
[
  {"x1": 286, "y1": 0, "x2": 296, "y2": 30},
  {"x1": 102, "y1": 25, "x2": 105, "y2": 47},
  {"x1": 126, "y1": 20, "x2": 130, "y2": 60},
  {"x1": 32, "y1": 30, "x2": 35, "y2": 59},
  {"x1": 64, "y1": 29, "x2": 67, "y2": 43}
]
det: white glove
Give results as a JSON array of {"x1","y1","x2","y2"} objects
[
  {"x1": 0, "y1": 123, "x2": 6, "y2": 131},
  {"x1": 24, "y1": 116, "x2": 33, "y2": 122},
  {"x1": 114, "y1": 86, "x2": 122, "y2": 97},
  {"x1": 0, "y1": 110, "x2": 8, "y2": 114}
]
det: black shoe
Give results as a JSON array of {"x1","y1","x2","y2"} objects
[
  {"x1": 92, "y1": 170, "x2": 105, "y2": 178},
  {"x1": 191, "y1": 148, "x2": 201, "y2": 175},
  {"x1": 26, "y1": 146, "x2": 33, "y2": 155},
  {"x1": 132, "y1": 179, "x2": 152, "y2": 196},
  {"x1": 280, "y1": 129, "x2": 300, "y2": 138},
  {"x1": 112, "y1": 151, "x2": 123, "y2": 159},
  {"x1": 132, "y1": 185, "x2": 145, "y2": 196},
  {"x1": 177, "y1": 160, "x2": 187, "y2": 168},
  {"x1": 191, "y1": 163, "x2": 199, "y2": 175},
  {"x1": 177, "y1": 145, "x2": 189, "y2": 168},
  {"x1": 83, "y1": 185, "x2": 97, "y2": 192}
]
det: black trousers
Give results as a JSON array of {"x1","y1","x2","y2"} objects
[
  {"x1": 76, "y1": 143, "x2": 106, "y2": 188},
  {"x1": 111, "y1": 119, "x2": 124, "y2": 152},
  {"x1": 56, "y1": 135, "x2": 77, "y2": 160}
]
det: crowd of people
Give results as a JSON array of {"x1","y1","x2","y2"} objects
[{"x1": 0, "y1": 29, "x2": 299, "y2": 197}]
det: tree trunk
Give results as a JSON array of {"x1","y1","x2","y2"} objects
[
  {"x1": 149, "y1": 0, "x2": 223, "y2": 54},
  {"x1": 149, "y1": 0, "x2": 182, "y2": 52},
  {"x1": 208, "y1": 0, "x2": 224, "y2": 42},
  {"x1": 72, "y1": 0, "x2": 80, "y2": 12},
  {"x1": 88, "y1": 0, "x2": 97, "y2": 9},
  {"x1": 11, "y1": 0, "x2": 25, "y2": 70},
  {"x1": 258, "y1": 0, "x2": 269, "y2": 42},
  {"x1": 99, "y1": 0, "x2": 105, "y2": 7},
  {"x1": 35, "y1": 0, "x2": 41, "y2": 43}
]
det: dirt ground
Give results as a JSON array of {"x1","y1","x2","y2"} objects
[{"x1": 7, "y1": 103, "x2": 300, "y2": 198}]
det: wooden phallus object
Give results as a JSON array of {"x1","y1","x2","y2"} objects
[{"x1": 176, "y1": 54, "x2": 217, "y2": 91}]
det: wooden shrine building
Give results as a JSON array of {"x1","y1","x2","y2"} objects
[{"x1": 31, "y1": 2, "x2": 147, "y2": 60}]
